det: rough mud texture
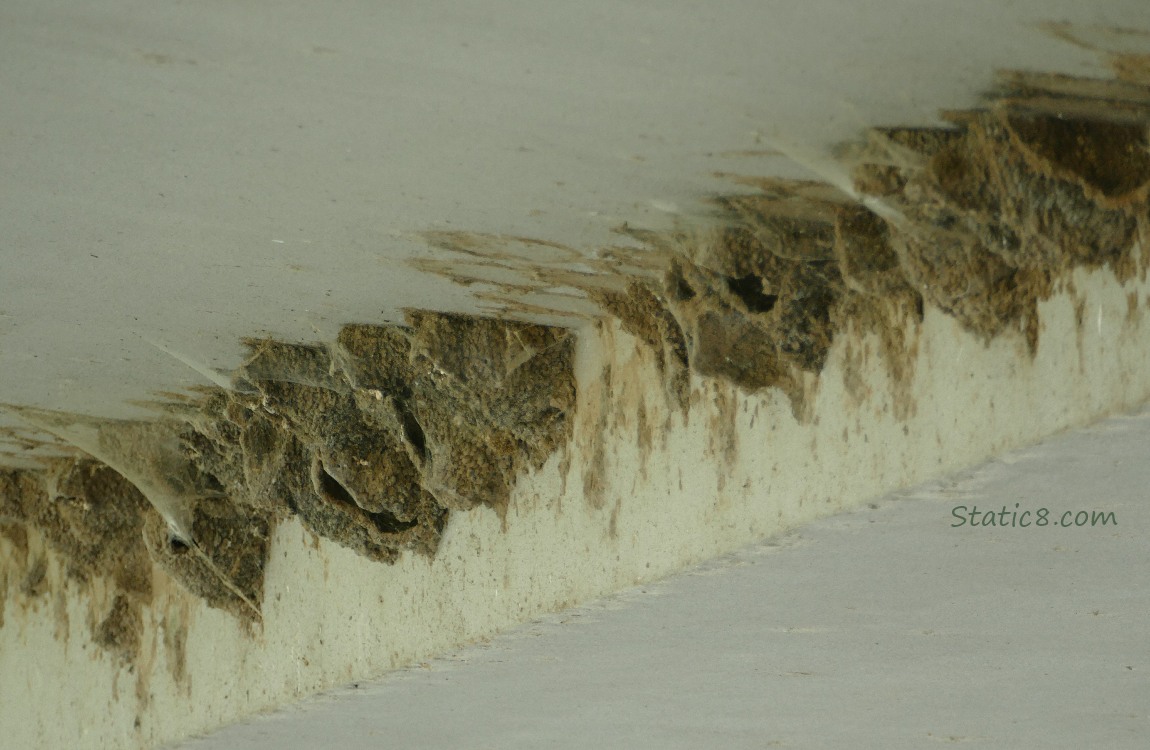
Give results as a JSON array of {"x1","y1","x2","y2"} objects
[
  {"x1": 0, "y1": 311, "x2": 575, "y2": 661},
  {"x1": 187, "y1": 310, "x2": 572, "y2": 563},
  {"x1": 583, "y1": 181, "x2": 924, "y2": 417},
  {"x1": 575, "y1": 70, "x2": 1150, "y2": 415},
  {"x1": 848, "y1": 106, "x2": 1148, "y2": 349},
  {"x1": 1, "y1": 462, "x2": 154, "y2": 661}
]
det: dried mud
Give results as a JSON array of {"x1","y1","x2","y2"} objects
[
  {"x1": 1, "y1": 462, "x2": 153, "y2": 662},
  {"x1": 2, "y1": 60, "x2": 1150, "y2": 676},
  {"x1": 566, "y1": 66, "x2": 1148, "y2": 417},
  {"x1": 2, "y1": 311, "x2": 575, "y2": 659}
]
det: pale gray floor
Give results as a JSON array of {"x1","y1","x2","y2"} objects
[{"x1": 177, "y1": 405, "x2": 1150, "y2": 749}]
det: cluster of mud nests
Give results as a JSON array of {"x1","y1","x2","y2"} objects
[
  {"x1": 591, "y1": 67, "x2": 1150, "y2": 416},
  {"x1": 2, "y1": 313, "x2": 575, "y2": 647},
  {"x1": 2, "y1": 61, "x2": 1150, "y2": 663}
]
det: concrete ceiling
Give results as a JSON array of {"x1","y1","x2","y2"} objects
[{"x1": 1, "y1": 1, "x2": 1146, "y2": 455}]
